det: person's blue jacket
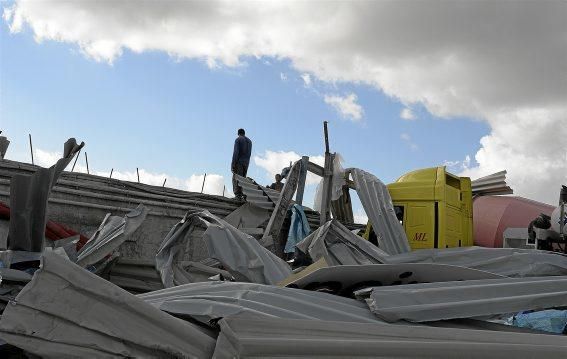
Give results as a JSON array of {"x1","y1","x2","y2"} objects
[{"x1": 232, "y1": 135, "x2": 252, "y2": 169}]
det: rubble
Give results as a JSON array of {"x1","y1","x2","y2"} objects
[{"x1": 1, "y1": 136, "x2": 567, "y2": 358}]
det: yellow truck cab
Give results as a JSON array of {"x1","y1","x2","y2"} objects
[{"x1": 364, "y1": 166, "x2": 473, "y2": 250}]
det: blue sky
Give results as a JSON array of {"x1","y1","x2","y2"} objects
[
  {"x1": 4, "y1": 1, "x2": 562, "y2": 208},
  {"x1": 0, "y1": 21, "x2": 489, "y2": 206}
]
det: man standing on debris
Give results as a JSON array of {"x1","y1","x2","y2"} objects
[
  {"x1": 269, "y1": 174, "x2": 284, "y2": 192},
  {"x1": 231, "y1": 128, "x2": 252, "y2": 201}
]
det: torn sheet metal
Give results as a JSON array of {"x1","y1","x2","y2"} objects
[
  {"x1": 285, "y1": 263, "x2": 503, "y2": 297},
  {"x1": 7, "y1": 138, "x2": 84, "y2": 252},
  {"x1": 157, "y1": 210, "x2": 291, "y2": 286},
  {"x1": 76, "y1": 204, "x2": 148, "y2": 267},
  {"x1": 351, "y1": 168, "x2": 411, "y2": 255},
  {"x1": 222, "y1": 202, "x2": 270, "y2": 231},
  {"x1": 140, "y1": 281, "x2": 383, "y2": 325},
  {"x1": 213, "y1": 315, "x2": 567, "y2": 359},
  {"x1": 0, "y1": 252, "x2": 216, "y2": 358},
  {"x1": 367, "y1": 276, "x2": 567, "y2": 323},
  {"x1": 202, "y1": 211, "x2": 292, "y2": 284},
  {"x1": 383, "y1": 246, "x2": 567, "y2": 277},
  {"x1": 285, "y1": 204, "x2": 310, "y2": 253},
  {"x1": 296, "y1": 219, "x2": 389, "y2": 266}
]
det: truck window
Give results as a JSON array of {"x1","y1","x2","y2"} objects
[{"x1": 394, "y1": 205, "x2": 404, "y2": 225}]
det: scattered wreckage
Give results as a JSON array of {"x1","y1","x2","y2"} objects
[{"x1": 0, "y1": 137, "x2": 567, "y2": 358}]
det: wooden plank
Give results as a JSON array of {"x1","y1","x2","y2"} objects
[{"x1": 262, "y1": 160, "x2": 301, "y2": 257}]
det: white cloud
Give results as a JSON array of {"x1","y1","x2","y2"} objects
[
  {"x1": 254, "y1": 150, "x2": 324, "y2": 185},
  {"x1": 444, "y1": 155, "x2": 471, "y2": 173},
  {"x1": 26, "y1": 148, "x2": 227, "y2": 196},
  {"x1": 280, "y1": 72, "x2": 287, "y2": 81},
  {"x1": 301, "y1": 73, "x2": 311, "y2": 87},
  {"x1": 400, "y1": 133, "x2": 418, "y2": 151},
  {"x1": 324, "y1": 93, "x2": 364, "y2": 121},
  {"x1": 4, "y1": 1, "x2": 566, "y2": 203},
  {"x1": 400, "y1": 108, "x2": 416, "y2": 121},
  {"x1": 353, "y1": 210, "x2": 368, "y2": 225}
]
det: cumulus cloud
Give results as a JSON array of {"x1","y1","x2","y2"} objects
[
  {"x1": 280, "y1": 72, "x2": 287, "y2": 81},
  {"x1": 254, "y1": 150, "x2": 324, "y2": 185},
  {"x1": 324, "y1": 93, "x2": 364, "y2": 121},
  {"x1": 29, "y1": 148, "x2": 227, "y2": 196},
  {"x1": 400, "y1": 108, "x2": 416, "y2": 121},
  {"x1": 4, "y1": 1, "x2": 567, "y2": 203}
]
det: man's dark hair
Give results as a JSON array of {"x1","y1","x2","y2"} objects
[{"x1": 238, "y1": 128, "x2": 245, "y2": 136}]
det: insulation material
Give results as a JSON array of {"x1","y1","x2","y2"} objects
[
  {"x1": 76, "y1": 204, "x2": 148, "y2": 267},
  {"x1": 383, "y1": 246, "x2": 567, "y2": 277},
  {"x1": 296, "y1": 219, "x2": 389, "y2": 266},
  {"x1": 213, "y1": 315, "x2": 567, "y2": 359},
  {"x1": 140, "y1": 281, "x2": 383, "y2": 325},
  {"x1": 366, "y1": 276, "x2": 567, "y2": 323},
  {"x1": 351, "y1": 168, "x2": 411, "y2": 255},
  {"x1": 0, "y1": 252, "x2": 216, "y2": 358},
  {"x1": 7, "y1": 138, "x2": 84, "y2": 252}
]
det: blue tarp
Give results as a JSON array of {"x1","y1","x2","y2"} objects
[
  {"x1": 513, "y1": 310, "x2": 567, "y2": 334},
  {"x1": 285, "y1": 204, "x2": 311, "y2": 254}
]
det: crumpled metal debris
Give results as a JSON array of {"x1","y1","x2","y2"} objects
[
  {"x1": 296, "y1": 219, "x2": 388, "y2": 266},
  {"x1": 0, "y1": 252, "x2": 216, "y2": 358},
  {"x1": 76, "y1": 204, "x2": 148, "y2": 268},
  {"x1": 351, "y1": 168, "x2": 411, "y2": 255},
  {"x1": 157, "y1": 210, "x2": 291, "y2": 286},
  {"x1": 212, "y1": 314, "x2": 567, "y2": 359},
  {"x1": 140, "y1": 281, "x2": 384, "y2": 325},
  {"x1": 7, "y1": 138, "x2": 84, "y2": 252},
  {"x1": 366, "y1": 276, "x2": 567, "y2": 323}
]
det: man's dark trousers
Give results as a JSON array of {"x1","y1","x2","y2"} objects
[{"x1": 232, "y1": 163, "x2": 249, "y2": 197}]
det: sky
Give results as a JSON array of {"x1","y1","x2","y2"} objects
[{"x1": 0, "y1": 1, "x2": 565, "y2": 215}]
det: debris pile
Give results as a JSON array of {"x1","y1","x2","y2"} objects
[{"x1": 1, "y1": 138, "x2": 567, "y2": 358}]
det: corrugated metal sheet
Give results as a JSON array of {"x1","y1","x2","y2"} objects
[
  {"x1": 383, "y1": 246, "x2": 567, "y2": 277},
  {"x1": 0, "y1": 252, "x2": 216, "y2": 358},
  {"x1": 351, "y1": 169, "x2": 411, "y2": 255},
  {"x1": 471, "y1": 171, "x2": 513, "y2": 196},
  {"x1": 140, "y1": 281, "x2": 384, "y2": 325},
  {"x1": 234, "y1": 174, "x2": 279, "y2": 209},
  {"x1": 367, "y1": 276, "x2": 567, "y2": 323},
  {"x1": 296, "y1": 219, "x2": 389, "y2": 266},
  {"x1": 213, "y1": 315, "x2": 567, "y2": 358}
]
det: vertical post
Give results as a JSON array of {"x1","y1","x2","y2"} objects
[
  {"x1": 71, "y1": 147, "x2": 82, "y2": 172},
  {"x1": 201, "y1": 173, "x2": 207, "y2": 193},
  {"x1": 222, "y1": 185, "x2": 226, "y2": 197},
  {"x1": 295, "y1": 156, "x2": 309, "y2": 205},
  {"x1": 109, "y1": 168, "x2": 113, "y2": 178},
  {"x1": 84, "y1": 152, "x2": 90, "y2": 174},
  {"x1": 136, "y1": 168, "x2": 140, "y2": 183},
  {"x1": 320, "y1": 121, "x2": 334, "y2": 225},
  {"x1": 28, "y1": 134, "x2": 34, "y2": 165},
  {"x1": 560, "y1": 186, "x2": 567, "y2": 253},
  {"x1": 162, "y1": 178, "x2": 167, "y2": 187}
]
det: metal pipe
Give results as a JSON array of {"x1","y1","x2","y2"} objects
[
  {"x1": 28, "y1": 134, "x2": 34, "y2": 165},
  {"x1": 323, "y1": 121, "x2": 330, "y2": 154},
  {"x1": 162, "y1": 178, "x2": 167, "y2": 187},
  {"x1": 109, "y1": 168, "x2": 113, "y2": 178},
  {"x1": 222, "y1": 185, "x2": 226, "y2": 197},
  {"x1": 84, "y1": 152, "x2": 89, "y2": 174},
  {"x1": 71, "y1": 147, "x2": 82, "y2": 172},
  {"x1": 136, "y1": 168, "x2": 140, "y2": 183},
  {"x1": 201, "y1": 173, "x2": 207, "y2": 193}
]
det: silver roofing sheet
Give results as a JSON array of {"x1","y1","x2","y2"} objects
[
  {"x1": 351, "y1": 168, "x2": 411, "y2": 255},
  {"x1": 234, "y1": 174, "x2": 279, "y2": 208},
  {"x1": 296, "y1": 219, "x2": 389, "y2": 266},
  {"x1": 76, "y1": 204, "x2": 148, "y2": 267},
  {"x1": 0, "y1": 252, "x2": 216, "y2": 358},
  {"x1": 367, "y1": 276, "x2": 567, "y2": 323},
  {"x1": 7, "y1": 138, "x2": 84, "y2": 252},
  {"x1": 284, "y1": 263, "x2": 503, "y2": 297},
  {"x1": 383, "y1": 246, "x2": 567, "y2": 277},
  {"x1": 139, "y1": 281, "x2": 384, "y2": 325},
  {"x1": 200, "y1": 210, "x2": 291, "y2": 284},
  {"x1": 212, "y1": 315, "x2": 567, "y2": 359}
]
